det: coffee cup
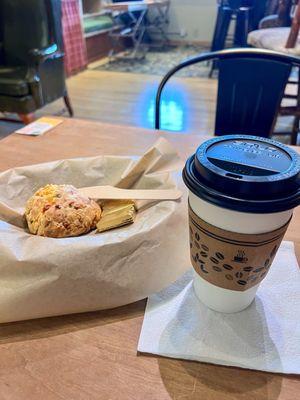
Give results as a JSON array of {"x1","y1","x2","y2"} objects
[{"x1": 183, "y1": 135, "x2": 300, "y2": 313}]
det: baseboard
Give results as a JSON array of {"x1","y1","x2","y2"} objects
[{"x1": 88, "y1": 57, "x2": 110, "y2": 69}]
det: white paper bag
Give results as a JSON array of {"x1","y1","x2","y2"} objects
[{"x1": 0, "y1": 139, "x2": 189, "y2": 323}]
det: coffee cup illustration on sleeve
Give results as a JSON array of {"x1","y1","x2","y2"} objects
[{"x1": 183, "y1": 135, "x2": 300, "y2": 313}]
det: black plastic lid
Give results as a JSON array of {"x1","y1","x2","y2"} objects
[{"x1": 182, "y1": 135, "x2": 300, "y2": 213}]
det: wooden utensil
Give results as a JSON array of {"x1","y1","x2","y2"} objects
[{"x1": 78, "y1": 185, "x2": 182, "y2": 201}]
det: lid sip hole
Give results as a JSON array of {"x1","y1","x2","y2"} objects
[{"x1": 225, "y1": 173, "x2": 243, "y2": 179}]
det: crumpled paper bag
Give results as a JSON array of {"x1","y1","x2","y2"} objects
[{"x1": 0, "y1": 138, "x2": 189, "y2": 323}]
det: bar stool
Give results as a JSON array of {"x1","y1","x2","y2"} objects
[
  {"x1": 210, "y1": 1, "x2": 253, "y2": 52},
  {"x1": 209, "y1": 1, "x2": 253, "y2": 77}
]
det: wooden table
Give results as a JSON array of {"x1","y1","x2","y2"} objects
[
  {"x1": 0, "y1": 118, "x2": 299, "y2": 400},
  {"x1": 104, "y1": 0, "x2": 170, "y2": 60}
]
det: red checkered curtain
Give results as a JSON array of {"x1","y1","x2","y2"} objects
[{"x1": 62, "y1": 0, "x2": 87, "y2": 76}]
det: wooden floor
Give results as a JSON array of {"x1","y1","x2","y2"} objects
[
  {"x1": 0, "y1": 69, "x2": 217, "y2": 139},
  {"x1": 0, "y1": 68, "x2": 295, "y2": 141},
  {"x1": 37, "y1": 69, "x2": 217, "y2": 135}
]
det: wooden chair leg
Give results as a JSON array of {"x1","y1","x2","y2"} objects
[
  {"x1": 63, "y1": 93, "x2": 74, "y2": 117},
  {"x1": 18, "y1": 113, "x2": 35, "y2": 125},
  {"x1": 286, "y1": 1, "x2": 300, "y2": 48}
]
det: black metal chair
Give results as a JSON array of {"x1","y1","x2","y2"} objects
[
  {"x1": 155, "y1": 48, "x2": 300, "y2": 144},
  {"x1": 0, "y1": 0, "x2": 73, "y2": 124}
]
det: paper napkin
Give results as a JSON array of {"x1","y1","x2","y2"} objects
[
  {"x1": 138, "y1": 241, "x2": 300, "y2": 374},
  {"x1": 15, "y1": 117, "x2": 63, "y2": 136}
]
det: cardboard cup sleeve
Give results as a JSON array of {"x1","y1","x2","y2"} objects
[{"x1": 189, "y1": 204, "x2": 290, "y2": 292}]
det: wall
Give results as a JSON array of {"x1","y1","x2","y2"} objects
[{"x1": 166, "y1": 0, "x2": 217, "y2": 44}]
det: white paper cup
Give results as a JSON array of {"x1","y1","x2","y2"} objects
[
  {"x1": 189, "y1": 191, "x2": 293, "y2": 313},
  {"x1": 183, "y1": 135, "x2": 300, "y2": 313}
]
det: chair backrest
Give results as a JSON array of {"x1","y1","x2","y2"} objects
[
  {"x1": 0, "y1": 0, "x2": 62, "y2": 66},
  {"x1": 155, "y1": 48, "x2": 300, "y2": 138},
  {"x1": 215, "y1": 56, "x2": 291, "y2": 136},
  {"x1": 278, "y1": 0, "x2": 293, "y2": 22},
  {"x1": 266, "y1": 0, "x2": 293, "y2": 16},
  {"x1": 266, "y1": 0, "x2": 280, "y2": 15}
]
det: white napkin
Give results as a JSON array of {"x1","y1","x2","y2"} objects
[{"x1": 138, "y1": 241, "x2": 300, "y2": 374}]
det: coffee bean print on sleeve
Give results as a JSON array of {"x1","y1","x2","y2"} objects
[
  {"x1": 200, "y1": 264, "x2": 209, "y2": 274},
  {"x1": 264, "y1": 259, "x2": 270, "y2": 267},
  {"x1": 223, "y1": 264, "x2": 233, "y2": 270},
  {"x1": 270, "y1": 245, "x2": 277, "y2": 258},
  {"x1": 215, "y1": 252, "x2": 225, "y2": 260},
  {"x1": 254, "y1": 267, "x2": 264, "y2": 273}
]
